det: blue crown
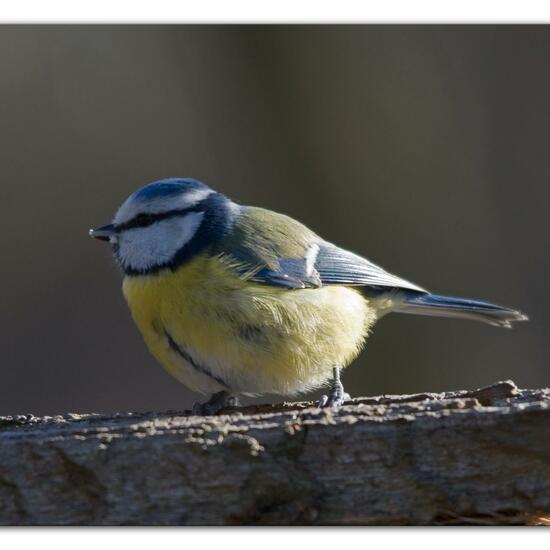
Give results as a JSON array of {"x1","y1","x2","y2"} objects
[{"x1": 132, "y1": 178, "x2": 210, "y2": 202}]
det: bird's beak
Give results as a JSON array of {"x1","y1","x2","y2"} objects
[{"x1": 89, "y1": 224, "x2": 116, "y2": 242}]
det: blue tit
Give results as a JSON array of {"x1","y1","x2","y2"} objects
[{"x1": 89, "y1": 178, "x2": 527, "y2": 413}]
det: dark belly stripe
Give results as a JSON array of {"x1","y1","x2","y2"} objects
[{"x1": 163, "y1": 329, "x2": 230, "y2": 389}]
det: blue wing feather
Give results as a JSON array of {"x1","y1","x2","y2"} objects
[
  {"x1": 251, "y1": 256, "x2": 322, "y2": 289},
  {"x1": 242, "y1": 242, "x2": 426, "y2": 292},
  {"x1": 314, "y1": 244, "x2": 426, "y2": 292}
]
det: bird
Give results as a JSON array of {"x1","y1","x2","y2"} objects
[{"x1": 89, "y1": 178, "x2": 528, "y2": 414}]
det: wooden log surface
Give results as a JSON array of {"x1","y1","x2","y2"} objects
[{"x1": 0, "y1": 380, "x2": 549, "y2": 525}]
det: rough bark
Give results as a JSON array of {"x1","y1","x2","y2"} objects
[{"x1": 0, "y1": 380, "x2": 549, "y2": 525}]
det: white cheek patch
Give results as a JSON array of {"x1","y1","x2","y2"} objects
[
  {"x1": 117, "y1": 212, "x2": 205, "y2": 272},
  {"x1": 114, "y1": 188, "x2": 213, "y2": 226}
]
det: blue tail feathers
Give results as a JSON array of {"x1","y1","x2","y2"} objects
[{"x1": 395, "y1": 292, "x2": 528, "y2": 328}]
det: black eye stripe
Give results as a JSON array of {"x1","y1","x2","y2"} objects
[{"x1": 115, "y1": 205, "x2": 204, "y2": 232}]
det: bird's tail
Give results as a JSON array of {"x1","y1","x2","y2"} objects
[{"x1": 393, "y1": 292, "x2": 528, "y2": 329}]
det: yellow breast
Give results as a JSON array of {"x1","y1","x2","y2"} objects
[{"x1": 122, "y1": 254, "x2": 376, "y2": 396}]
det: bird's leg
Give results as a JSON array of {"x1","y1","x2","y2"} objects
[
  {"x1": 192, "y1": 390, "x2": 240, "y2": 416},
  {"x1": 318, "y1": 367, "x2": 351, "y2": 408}
]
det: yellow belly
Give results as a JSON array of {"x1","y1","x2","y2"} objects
[{"x1": 122, "y1": 254, "x2": 376, "y2": 396}]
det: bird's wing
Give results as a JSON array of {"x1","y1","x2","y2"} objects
[
  {"x1": 313, "y1": 243, "x2": 427, "y2": 292},
  {"x1": 220, "y1": 206, "x2": 426, "y2": 292}
]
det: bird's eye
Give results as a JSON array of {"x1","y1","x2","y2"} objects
[{"x1": 133, "y1": 213, "x2": 153, "y2": 228}]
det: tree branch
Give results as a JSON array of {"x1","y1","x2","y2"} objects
[{"x1": 0, "y1": 380, "x2": 549, "y2": 525}]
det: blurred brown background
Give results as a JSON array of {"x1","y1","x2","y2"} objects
[{"x1": 0, "y1": 25, "x2": 547, "y2": 415}]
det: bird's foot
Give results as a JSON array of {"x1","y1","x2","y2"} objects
[
  {"x1": 192, "y1": 391, "x2": 240, "y2": 416},
  {"x1": 318, "y1": 381, "x2": 351, "y2": 409}
]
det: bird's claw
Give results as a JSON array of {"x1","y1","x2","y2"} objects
[
  {"x1": 317, "y1": 388, "x2": 350, "y2": 409},
  {"x1": 192, "y1": 391, "x2": 239, "y2": 416}
]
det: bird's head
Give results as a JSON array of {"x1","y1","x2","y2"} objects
[{"x1": 89, "y1": 178, "x2": 237, "y2": 275}]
